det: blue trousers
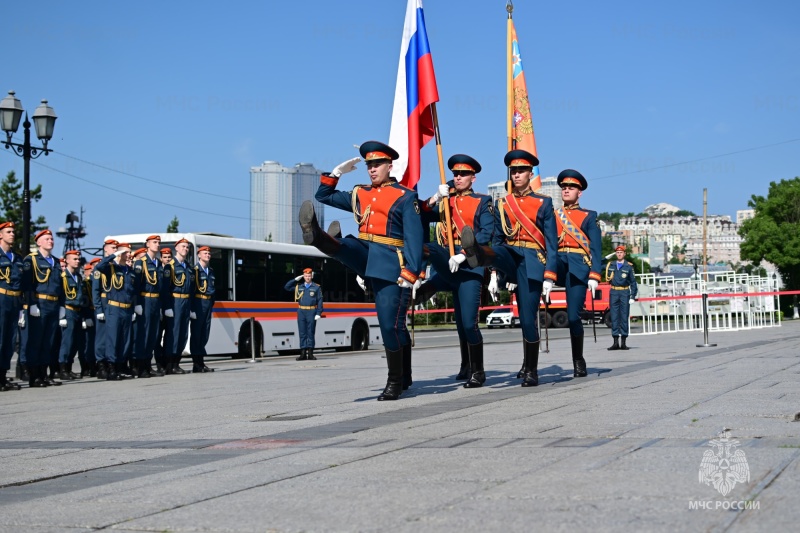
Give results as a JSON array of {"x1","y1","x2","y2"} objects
[
  {"x1": 81, "y1": 321, "x2": 95, "y2": 364},
  {"x1": 609, "y1": 289, "x2": 631, "y2": 337},
  {"x1": 58, "y1": 308, "x2": 82, "y2": 364},
  {"x1": 491, "y1": 246, "x2": 543, "y2": 343},
  {"x1": 95, "y1": 310, "x2": 108, "y2": 363},
  {"x1": 190, "y1": 298, "x2": 214, "y2": 359},
  {"x1": 26, "y1": 300, "x2": 59, "y2": 367},
  {"x1": 556, "y1": 264, "x2": 588, "y2": 337},
  {"x1": 135, "y1": 297, "x2": 161, "y2": 362},
  {"x1": 294, "y1": 308, "x2": 316, "y2": 349},
  {"x1": 0, "y1": 293, "x2": 20, "y2": 372},
  {"x1": 165, "y1": 297, "x2": 191, "y2": 358},
  {"x1": 106, "y1": 305, "x2": 133, "y2": 364}
]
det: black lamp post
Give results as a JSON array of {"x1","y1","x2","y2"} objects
[{"x1": 0, "y1": 90, "x2": 57, "y2": 255}]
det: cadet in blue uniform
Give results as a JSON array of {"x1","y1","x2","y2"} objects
[
  {"x1": 418, "y1": 154, "x2": 494, "y2": 387},
  {"x1": 605, "y1": 245, "x2": 638, "y2": 350},
  {"x1": 554, "y1": 170, "x2": 603, "y2": 377},
  {"x1": 93, "y1": 239, "x2": 118, "y2": 379},
  {"x1": 95, "y1": 243, "x2": 139, "y2": 380},
  {"x1": 57, "y1": 250, "x2": 85, "y2": 380},
  {"x1": 284, "y1": 267, "x2": 323, "y2": 361},
  {"x1": 134, "y1": 235, "x2": 165, "y2": 377},
  {"x1": 0, "y1": 222, "x2": 23, "y2": 391},
  {"x1": 300, "y1": 141, "x2": 423, "y2": 401},
  {"x1": 22, "y1": 229, "x2": 64, "y2": 388},
  {"x1": 462, "y1": 150, "x2": 558, "y2": 387},
  {"x1": 163, "y1": 238, "x2": 194, "y2": 375},
  {"x1": 153, "y1": 247, "x2": 172, "y2": 372},
  {"x1": 190, "y1": 245, "x2": 216, "y2": 372},
  {"x1": 80, "y1": 262, "x2": 96, "y2": 377}
]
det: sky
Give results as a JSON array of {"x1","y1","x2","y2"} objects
[{"x1": 3, "y1": 0, "x2": 799, "y2": 252}]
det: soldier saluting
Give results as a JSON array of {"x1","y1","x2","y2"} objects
[
  {"x1": 284, "y1": 267, "x2": 323, "y2": 362},
  {"x1": 605, "y1": 245, "x2": 638, "y2": 350}
]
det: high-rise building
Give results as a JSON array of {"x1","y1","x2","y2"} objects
[
  {"x1": 250, "y1": 161, "x2": 324, "y2": 244},
  {"x1": 487, "y1": 176, "x2": 561, "y2": 208}
]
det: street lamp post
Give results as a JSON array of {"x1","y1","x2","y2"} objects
[{"x1": 0, "y1": 90, "x2": 57, "y2": 255}]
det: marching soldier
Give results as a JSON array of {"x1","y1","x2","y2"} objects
[
  {"x1": 133, "y1": 235, "x2": 164, "y2": 377},
  {"x1": 163, "y1": 238, "x2": 194, "y2": 374},
  {"x1": 0, "y1": 221, "x2": 23, "y2": 391},
  {"x1": 95, "y1": 242, "x2": 139, "y2": 380},
  {"x1": 284, "y1": 267, "x2": 323, "y2": 362},
  {"x1": 93, "y1": 239, "x2": 118, "y2": 379},
  {"x1": 462, "y1": 150, "x2": 558, "y2": 387},
  {"x1": 300, "y1": 141, "x2": 423, "y2": 401},
  {"x1": 80, "y1": 262, "x2": 96, "y2": 377},
  {"x1": 418, "y1": 154, "x2": 494, "y2": 387},
  {"x1": 21, "y1": 229, "x2": 64, "y2": 388},
  {"x1": 605, "y1": 245, "x2": 638, "y2": 350},
  {"x1": 57, "y1": 250, "x2": 85, "y2": 380},
  {"x1": 189, "y1": 245, "x2": 216, "y2": 372},
  {"x1": 554, "y1": 169, "x2": 602, "y2": 377}
]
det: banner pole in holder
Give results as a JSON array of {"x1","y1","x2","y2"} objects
[
  {"x1": 696, "y1": 292, "x2": 717, "y2": 348},
  {"x1": 247, "y1": 316, "x2": 262, "y2": 363}
]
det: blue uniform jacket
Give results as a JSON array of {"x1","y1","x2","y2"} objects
[
  {"x1": 0, "y1": 250, "x2": 23, "y2": 295},
  {"x1": 60, "y1": 269, "x2": 84, "y2": 309},
  {"x1": 134, "y1": 255, "x2": 165, "y2": 308},
  {"x1": 605, "y1": 260, "x2": 638, "y2": 298},
  {"x1": 22, "y1": 253, "x2": 64, "y2": 306},
  {"x1": 284, "y1": 279, "x2": 323, "y2": 315},
  {"x1": 162, "y1": 258, "x2": 195, "y2": 310},
  {"x1": 95, "y1": 255, "x2": 138, "y2": 305},
  {"x1": 192, "y1": 264, "x2": 215, "y2": 312},
  {"x1": 316, "y1": 175, "x2": 423, "y2": 284}
]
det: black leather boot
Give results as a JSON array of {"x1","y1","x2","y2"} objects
[
  {"x1": 299, "y1": 201, "x2": 341, "y2": 256},
  {"x1": 29, "y1": 366, "x2": 46, "y2": 388},
  {"x1": 46, "y1": 365, "x2": 62, "y2": 386},
  {"x1": 58, "y1": 363, "x2": 74, "y2": 381},
  {"x1": 137, "y1": 361, "x2": 152, "y2": 378},
  {"x1": 17, "y1": 362, "x2": 29, "y2": 382},
  {"x1": 306, "y1": 348, "x2": 316, "y2": 361},
  {"x1": 521, "y1": 340, "x2": 539, "y2": 387},
  {"x1": 296, "y1": 348, "x2": 307, "y2": 361},
  {"x1": 106, "y1": 362, "x2": 121, "y2": 381},
  {"x1": 464, "y1": 343, "x2": 486, "y2": 388},
  {"x1": 607, "y1": 336, "x2": 619, "y2": 351},
  {"x1": 79, "y1": 360, "x2": 90, "y2": 378},
  {"x1": 571, "y1": 336, "x2": 587, "y2": 377},
  {"x1": 456, "y1": 341, "x2": 470, "y2": 380},
  {"x1": 96, "y1": 361, "x2": 108, "y2": 380},
  {"x1": 155, "y1": 357, "x2": 166, "y2": 376},
  {"x1": 620, "y1": 336, "x2": 629, "y2": 350},
  {"x1": 401, "y1": 344, "x2": 412, "y2": 390},
  {"x1": 377, "y1": 348, "x2": 403, "y2": 401},
  {"x1": 461, "y1": 226, "x2": 496, "y2": 269},
  {"x1": 172, "y1": 356, "x2": 186, "y2": 374},
  {"x1": 1, "y1": 372, "x2": 20, "y2": 391},
  {"x1": 516, "y1": 341, "x2": 528, "y2": 379}
]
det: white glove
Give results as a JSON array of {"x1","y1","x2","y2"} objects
[
  {"x1": 190, "y1": 311, "x2": 197, "y2": 320},
  {"x1": 487, "y1": 271, "x2": 499, "y2": 303},
  {"x1": 356, "y1": 275, "x2": 367, "y2": 292},
  {"x1": 330, "y1": 157, "x2": 361, "y2": 178},
  {"x1": 96, "y1": 312, "x2": 105, "y2": 322},
  {"x1": 59, "y1": 306, "x2": 66, "y2": 319},
  {"x1": 134, "y1": 305, "x2": 143, "y2": 315},
  {"x1": 398, "y1": 279, "x2": 414, "y2": 290},
  {"x1": 430, "y1": 183, "x2": 450, "y2": 204},
  {"x1": 542, "y1": 279, "x2": 554, "y2": 301},
  {"x1": 164, "y1": 309, "x2": 174, "y2": 318},
  {"x1": 59, "y1": 318, "x2": 67, "y2": 328},
  {"x1": 295, "y1": 275, "x2": 303, "y2": 281},
  {"x1": 448, "y1": 253, "x2": 466, "y2": 273},
  {"x1": 29, "y1": 304, "x2": 40, "y2": 317},
  {"x1": 506, "y1": 282, "x2": 517, "y2": 292},
  {"x1": 629, "y1": 298, "x2": 635, "y2": 305},
  {"x1": 132, "y1": 314, "x2": 136, "y2": 322},
  {"x1": 588, "y1": 279, "x2": 599, "y2": 293},
  {"x1": 84, "y1": 318, "x2": 93, "y2": 329},
  {"x1": 18, "y1": 311, "x2": 25, "y2": 328},
  {"x1": 412, "y1": 279, "x2": 422, "y2": 300},
  {"x1": 315, "y1": 315, "x2": 320, "y2": 321}
]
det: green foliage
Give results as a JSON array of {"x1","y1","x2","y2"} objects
[
  {"x1": 673, "y1": 210, "x2": 697, "y2": 216},
  {"x1": 739, "y1": 177, "x2": 800, "y2": 290},
  {"x1": 0, "y1": 170, "x2": 47, "y2": 245},
  {"x1": 166, "y1": 216, "x2": 180, "y2": 233},
  {"x1": 601, "y1": 234, "x2": 614, "y2": 257}
]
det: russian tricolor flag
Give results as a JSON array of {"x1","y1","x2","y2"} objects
[{"x1": 389, "y1": 0, "x2": 439, "y2": 190}]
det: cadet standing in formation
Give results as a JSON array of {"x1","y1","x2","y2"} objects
[
  {"x1": 462, "y1": 150, "x2": 558, "y2": 387},
  {"x1": 57, "y1": 249, "x2": 84, "y2": 380},
  {"x1": 300, "y1": 141, "x2": 423, "y2": 401},
  {"x1": 284, "y1": 267, "x2": 323, "y2": 362},
  {"x1": 95, "y1": 243, "x2": 137, "y2": 380},
  {"x1": 80, "y1": 261, "x2": 96, "y2": 377},
  {"x1": 605, "y1": 245, "x2": 638, "y2": 350},
  {"x1": 93, "y1": 239, "x2": 117, "y2": 379},
  {"x1": 189, "y1": 245, "x2": 216, "y2": 372},
  {"x1": 554, "y1": 170, "x2": 602, "y2": 378},
  {"x1": 163, "y1": 238, "x2": 193, "y2": 374},
  {"x1": 134, "y1": 235, "x2": 164, "y2": 377},
  {"x1": 0, "y1": 222, "x2": 22, "y2": 391},
  {"x1": 418, "y1": 154, "x2": 494, "y2": 387}
]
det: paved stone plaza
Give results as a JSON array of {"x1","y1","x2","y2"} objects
[{"x1": 1, "y1": 322, "x2": 798, "y2": 532}]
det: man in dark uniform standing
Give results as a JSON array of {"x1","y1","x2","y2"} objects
[
  {"x1": 163, "y1": 238, "x2": 194, "y2": 375},
  {"x1": 419, "y1": 154, "x2": 494, "y2": 387},
  {"x1": 0, "y1": 221, "x2": 23, "y2": 391},
  {"x1": 190, "y1": 245, "x2": 216, "y2": 372},
  {"x1": 605, "y1": 245, "x2": 638, "y2": 350},
  {"x1": 22, "y1": 229, "x2": 64, "y2": 388},
  {"x1": 462, "y1": 150, "x2": 558, "y2": 387},
  {"x1": 153, "y1": 246, "x2": 172, "y2": 372},
  {"x1": 284, "y1": 267, "x2": 323, "y2": 362},
  {"x1": 554, "y1": 170, "x2": 602, "y2": 377},
  {"x1": 57, "y1": 250, "x2": 84, "y2": 380},
  {"x1": 134, "y1": 235, "x2": 164, "y2": 377},
  {"x1": 80, "y1": 262, "x2": 96, "y2": 377},
  {"x1": 300, "y1": 141, "x2": 423, "y2": 401},
  {"x1": 93, "y1": 239, "x2": 118, "y2": 379}
]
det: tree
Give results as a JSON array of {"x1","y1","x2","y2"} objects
[
  {"x1": 265, "y1": 233, "x2": 272, "y2": 242},
  {"x1": 166, "y1": 216, "x2": 179, "y2": 233},
  {"x1": 0, "y1": 170, "x2": 47, "y2": 245},
  {"x1": 739, "y1": 177, "x2": 800, "y2": 290}
]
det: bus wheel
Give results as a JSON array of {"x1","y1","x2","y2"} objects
[
  {"x1": 539, "y1": 311, "x2": 552, "y2": 329},
  {"x1": 551, "y1": 310, "x2": 569, "y2": 329},
  {"x1": 351, "y1": 320, "x2": 369, "y2": 351},
  {"x1": 603, "y1": 311, "x2": 613, "y2": 328},
  {"x1": 235, "y1": 322, "x2": 263, "y2": 359}
]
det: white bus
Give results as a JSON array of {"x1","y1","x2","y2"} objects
[{"x1": 104, "y1": 233, "x2": 382, "y2": 358}]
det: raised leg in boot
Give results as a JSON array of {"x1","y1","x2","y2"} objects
[
  {"x1": 456, "y1": 341, "x2": 470, "y2": 380},
  {"x1": 461, "y1": 226, "x2": 495, "y2": 269},
  {"x1": 378, "y1": 347, "x2": 403, "y2": 401},
  {"x1": 607, "y1": 336, "x2": 619, "y2": 351},
  {"x1": 464, "y1": 343, "x2": 486, "y2": 388},
  {"x1": 571, "y1": 335, "x2": 587, "y2": 377},
  {"x1": 299, "y1": 201, "x2": 341, "y2": 256},
  {"x1": 521, "y1": 340, "x2": 539, "y2": 387}
]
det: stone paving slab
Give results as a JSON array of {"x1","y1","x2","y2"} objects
[{"x1": 1, "y1": 322, "x2": 798, "y2": 531}]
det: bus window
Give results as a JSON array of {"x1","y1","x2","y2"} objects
[
  {"x1": 235, "y1": 250, "x2": 267, "y2": 302},
  {"x1": 319, "y1": 258, "x2": 369, "y2": 303},
  {"x1": 209, "y1": 248, "x2": 232, "y2": 302},
  {"x1": 264, "y1": 252, "x2": 295, "y2": 301}
]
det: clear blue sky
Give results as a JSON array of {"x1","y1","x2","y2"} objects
[{"x1": 3, "y1": 0, "x2": 798, "y2": 251}]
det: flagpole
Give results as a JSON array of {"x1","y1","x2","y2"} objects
[
  {"x1": 430, "y1": 102, "x2": 455, "y2": 257},
  {"x1": 506, "y1": 0, "x2": 514, "y2": 194}
]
